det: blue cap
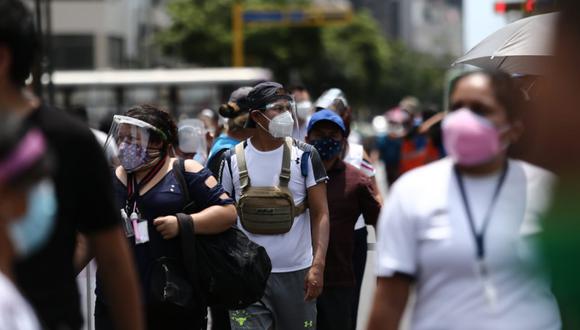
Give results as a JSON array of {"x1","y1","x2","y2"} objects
[{"x1": 307, "y1": 109, "x2": 346, "y2": 135}]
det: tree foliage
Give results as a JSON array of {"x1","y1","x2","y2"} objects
[{"x1": 157, "y1": 0, "x2": 449, "y2": 115}]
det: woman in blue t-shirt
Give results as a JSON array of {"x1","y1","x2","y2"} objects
[
  {"x1": 95, "y1": 104, "x2": 237, "y2": 330},
  {"x1": 206, "y1": 87, "x2": 256, "y2": 176}
]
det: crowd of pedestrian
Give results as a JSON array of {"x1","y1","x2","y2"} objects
[{"x1": 1, "y1": 0, "x2": 579, "y2": 329}]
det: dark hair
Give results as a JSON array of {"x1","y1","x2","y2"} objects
[
  {"x1": 0, "y1": 114, "x2": 51, "y2": 191},
  {"x1": 67, "y1": 105, "x2": 89, "y2": 123},
  {"x1": 450, "y1": 70, "x2": 523, "y2": 121},
  {"x1": 0, "y1": 0, "x2": 39, "y2": 86},
  {"x1": 219, "y1": 86, "x2": 252, "y2": 119},
  {"x1": 125, "y1": 104, "x2": 178, "y2": 148}
]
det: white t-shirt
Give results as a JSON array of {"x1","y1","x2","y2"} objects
[
  {"x1": 0, "y1": 272, "x2": 40, "y2": 330},
  {"x1": 220, "y1": 138, "x2": 328, "y2": 273},
  {"x1": 344, "y1": 143, "x2": 376, "y2": 230},
  {"x1": 376, "y1": 158, "x2": 561, "y2": 330}
]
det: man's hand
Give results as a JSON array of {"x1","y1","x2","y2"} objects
[
  {"x1": 304, "y1": 265, "x2": 324, "y2": 301},
  {"x1": 154, "y1": 215, "x2": 179, "y2": 239}
]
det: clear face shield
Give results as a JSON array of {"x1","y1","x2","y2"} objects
[
  {"x1": 104, "y1": 115, "x2": 167, "y2": 172},
  {"x1": 315, "y1": 88, "x2": 348, "y2": 111},
  {"x1": 177, "y1": 118, "x2": 208, "y2": 161},
  {"x1": 296, "y1": 100, "x2": 313, "y2": 121},
  {"x1": 261, "y1": 98, "x2": 298, "y2": 139}
]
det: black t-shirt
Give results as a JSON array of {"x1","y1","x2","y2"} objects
[{"x1": 15, "y1": 105, "x2": 120, "y2": 329}]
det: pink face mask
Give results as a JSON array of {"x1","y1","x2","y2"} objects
[{"x1": 442, "y1": 108, "x2": 508, "y2": 166}]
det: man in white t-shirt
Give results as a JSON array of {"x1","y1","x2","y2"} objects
[{"x1": 220, "y1": 82, "x2": 329, "y2": 330}]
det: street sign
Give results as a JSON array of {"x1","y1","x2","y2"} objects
[
  {"x1": 242, "y1": 8, "x2": 353, "y2": 27},
  {"x1": 232, "y1": 4, "x2": 353, "y2": 66}
]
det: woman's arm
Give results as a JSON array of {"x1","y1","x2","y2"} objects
[
  {"x1": 90, "y1": 227, "x2": 145, "y2": 330},
  {"x1": 73, "y1": 233, "x2": 92, "y2": 274},
  {"x1": 367, "y1": 274, "x2": 412, "y2": 330},
  {"x1": 189, "y1": 202, "x2": 237, "y2": 234},
  {"x1": 154, "y1": 160, "x2": 237, "y2": 238}
]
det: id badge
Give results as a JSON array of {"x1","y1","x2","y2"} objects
[
  {"x1": 476, "y1": 259, "x2": 497, "y2": 309},
  {"x1": 135, "y1": 219, "x2": 150, "y2": 245},
  {"x1": 121, "y1": 210, "x2": 134, "y2": 238}
]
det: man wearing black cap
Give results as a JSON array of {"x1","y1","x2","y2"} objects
[
  {"x1": 220, "y1": 82, "x2": 330, "y2": 330},
  {"x1": 305, "y1": 109, "x2": 381, "y2": 330}
]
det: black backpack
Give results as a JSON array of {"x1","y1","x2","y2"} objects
[{"x1": 173, "y1": 159, "x2": 272, "y2": 309}]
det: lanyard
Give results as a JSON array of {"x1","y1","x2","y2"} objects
[
  {"x1": 126, "y1": 157, "x2": 167, "y2": 211},
  {"x1": 454, "y1": 163, "x2": 509, "y2": 261}
]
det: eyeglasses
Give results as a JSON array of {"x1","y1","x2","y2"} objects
[{"x1": 265, "y1": 101, "x2": 294, "y2": 113}]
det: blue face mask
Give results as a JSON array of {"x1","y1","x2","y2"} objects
[
  {"x1": 311, "y1": 137, "x2": 343, "y2": 161},
  {"x1": 9, "y1": 180, "x2": 57, "y2": 258}
]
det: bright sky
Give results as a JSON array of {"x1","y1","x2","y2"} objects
[{"x1": 463, "y1": 0, "x2": 508, "y2": 52}]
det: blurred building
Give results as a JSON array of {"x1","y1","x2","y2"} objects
[
  {"x1": 352, "y1": 0, "x2": 463, "y2": 57},
  {"x1": 26, "y1": 0, "x2": 172, "y2": 70}
]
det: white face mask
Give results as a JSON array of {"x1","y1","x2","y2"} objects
[
  {"x1": 296, "y1": 101, "x2": 312, "y2": 120},
  {"x1": 259, "y1": 111, "x2": 295, "y2": 138}
]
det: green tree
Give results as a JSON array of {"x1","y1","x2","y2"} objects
[{"x1": 157, "y1": 0, "x2": 448, "y2": 115}]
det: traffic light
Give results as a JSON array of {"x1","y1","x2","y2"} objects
[
  {"x1": 494, "y1": 1, "x2": 536, "y2": 14},
  {"x1": 494, "y1": 1, "x2": 520, "y2": 13},
  {"x1": 494, "y1": 2, "x2": 508, "y2": 13},
  {"x1": 524, "y1": 0, "x2": 536, "y2": 13}
]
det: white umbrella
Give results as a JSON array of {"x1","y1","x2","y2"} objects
[{"x1": 454, "y1": 13, "x2": 558, "y2": 75}]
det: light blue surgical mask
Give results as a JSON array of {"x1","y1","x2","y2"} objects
[{"x1": 9, "y1": 179, "x2": 57, "y2": 258}]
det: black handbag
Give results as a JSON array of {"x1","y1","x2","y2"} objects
[
  {"x1": 149, "y1": 213, "x2": 207, "y2": 310},
  {"x1": 149, "y1": 256, "x2": 193, "y2": 308},
  {"x1": 148, "y1": 161, "x2": 203, "y2": 309},
  {"x1": 172, "y1": 159, "x2": 272, "y2": 310}
]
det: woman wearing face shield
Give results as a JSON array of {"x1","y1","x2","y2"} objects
[
  {"x1": 176, "y1": 118, "x2": 208, "y2": 163},
  {"x1": 96, "y1": 104, "x2": 237, "y2": 330},
  {"x1": 367, "y1": 71, "x2": 561, "y2": 330},
  {"x1": 0, "y1": 115, "x2": 53, "y2": 330}
]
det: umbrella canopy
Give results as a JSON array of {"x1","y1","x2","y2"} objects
[{"x1": 454, "y1": 13, "x2": 558, "y2": 75}]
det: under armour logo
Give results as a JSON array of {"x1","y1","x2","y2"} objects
[
  {"x1": 304, "y1": 320, "x2": 313, "y2": 328},
  {"x1": 295, "y1": 157, "x2": 300, "y2": 165}
]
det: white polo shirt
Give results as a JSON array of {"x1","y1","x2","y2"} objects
[
  {"x1": 0, "y1": 272, "x2": 40, "y2": 330},
  {"x1": 220, "y1": 138, "x2": 328, "y2": 273},
  {"x1": 376, "y1": 158, "x2": 561, "y2": 330}
]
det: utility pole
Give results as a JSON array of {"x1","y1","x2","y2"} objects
[
  {"x1": 232, "y1": 2, "x2": 245, "y2": 67},
  {"x1": 32, "y1": 0, "x2": 54, "y2": 105},
  {"x1": 44, "y1": 0, "x2": 54, "y2": 106}
]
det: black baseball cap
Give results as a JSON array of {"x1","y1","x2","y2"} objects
[{"x1": 245, "y1": 82, "x2": 292, "y2": 128}]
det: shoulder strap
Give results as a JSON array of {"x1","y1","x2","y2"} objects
[
  {"x1": 176, "y1": 213, "x2": 205, "y2": 305},
  {"x1": 206, "y1": 148, "x2": 229, "y2": 177},
  {"x1": 172, "y1": 159, "x2": 190, "y2": 202},
  {"x1": 300, "y1": 151, "x2": 310, "y2": 178},
  {"x1": 235, "y1": 141, "x2": 250, "y2": 193},
  {"x1": 172, "y1": 159, "x2": 198, "y2": 212},
  {"x1": 279, "y1": 137, "x2": 293, "y2": 187}
]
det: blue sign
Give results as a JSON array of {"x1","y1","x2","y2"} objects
[{"x1": 243, "y1": 9, "x2": 350, "y2": 25}]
